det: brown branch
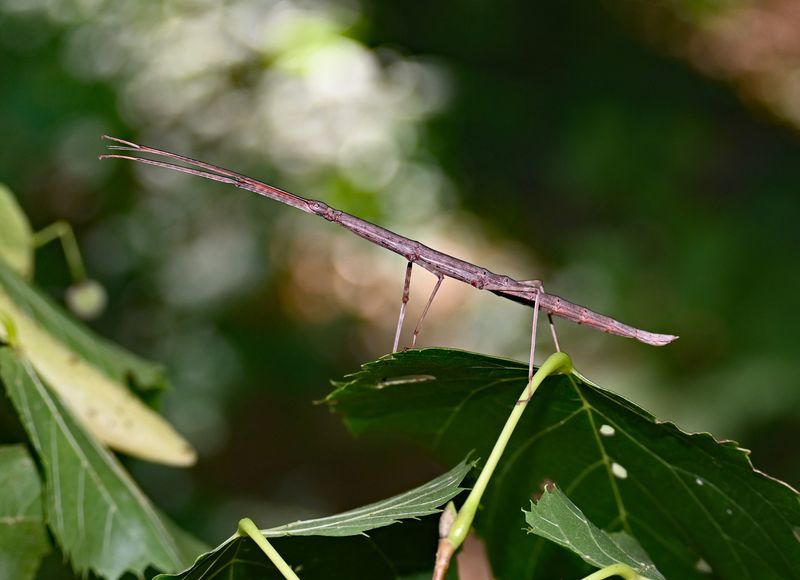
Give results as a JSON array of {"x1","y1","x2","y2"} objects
[{"x1": 99, "y1": 136, "x2": 678, "y2": 347}]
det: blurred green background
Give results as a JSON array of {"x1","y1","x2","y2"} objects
[{"x1": 1, "y1": 0, "x2": 798, "y2": 569}]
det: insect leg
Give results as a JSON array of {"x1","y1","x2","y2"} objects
[
  {"x1": 392, "y1": 262, "x2": 414, "y2": 352},
  {"x1": 515, "y1": 280, "x2": 561, "y2": 352},
  {"x1": 547, "y1": 312, "x2": 561, "y2": 352},
  {"x1": 534, "y1": 283, "x2": 561, "y2": 353},
  {"x1": 520, "y1": 286, "x2": 542, "y2": 403},
  {"x1": 411, "y1": 273, "x2": 444, "y2": 348}
]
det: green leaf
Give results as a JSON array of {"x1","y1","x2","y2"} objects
[
  {"x1": 525, "y1": 485, "x2": 664, "y2": 580},
  {"x1": 161, "y1": 518, "x2": 456, "y2": 580},
  {"x1": 0, "y1": 445, "x2": 50, "y2": 580},
  {"x1": 0, "y1": 184, "x2": 33, "y2": 278},
  {"x1": 265, "y1": 456, "x2": 473, "y2": 537},
  {"x1": 0, "y1": 262, "x2": 195, "y2": 466},
  {"x1": 156, "y1": 458, "x2": 473, "y2": 579},
  {"x1": 0, "y1": 347, "x2": 201, "y2": 579},
  {"x1": 327, "y1": 348, "x2": 800, "y2": 579}
]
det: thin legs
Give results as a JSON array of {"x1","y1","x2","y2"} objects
[
  {"x1": 392, "y1": 267, "x2": 561, "y2": 368},
  {"x1": 392, "y1": 262, "x2": 413, "y2": 352},
  {"x1": 548, "y1": 312, "x2": 561, "y2": 353},
  {"x1": 411, "y1": 274, "x2": 444, "y2": 348},
  {"x1": 528, "y1": 287, "x2": 541, "y2": 383},
  {"x1": 393, "y1": 265, "x2": 444, "y2": 352},
  {"x1": 522, "y1": 281, "x2": 561, "y2": 402}
]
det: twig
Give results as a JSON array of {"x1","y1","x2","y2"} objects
[
  {"x1": 31, "y1": 221, "x2": 87, "y2": 281},
  {"x1": 99, "y1": 136, "x2": 678, "y2": 347},
  {"x1": 237, "y1": 518, "x2": 299, "y2": 580},
  {"x1": 432, "y1": 352, "x2": 573, "y2": 579}
]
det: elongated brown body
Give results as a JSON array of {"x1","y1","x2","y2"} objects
[{"x1": 100, "y1": 136, "x2": 678, "y2": 346}]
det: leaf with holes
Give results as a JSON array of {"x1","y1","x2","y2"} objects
[
  {"x1": 525, "y1": 484, "x2": 664, "y2": 579},
  {"x1": 327, "y1": 348, "x2": 800, "y2": 579},
  {"x1": 0, "y1": 445, "x2": 50, "y2": 580},
  {"x1": 156, "y1": 458, "x2": 473, "y2": 579},
  {"x1": 0, "y1": 347, "x2": 202, "y2": 579}
]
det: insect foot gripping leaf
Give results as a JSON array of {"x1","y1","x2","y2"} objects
[
  {"x1": 0, "y1": 261, "x2": 195, "y2": 466},
  {"x1": 327, "y1": 348, "x2": 800, "y2": 579},
  {"x1": 0, "y1": 349, "x2": 202, "y2": 579}
]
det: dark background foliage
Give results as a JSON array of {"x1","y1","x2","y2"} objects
[{"x1": 1, "y1": 0, "x2": 797, "y2": 567}]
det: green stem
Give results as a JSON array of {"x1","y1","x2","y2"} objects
[
  {"x1": 580, "y1": 563, "x2": 642, "y2": 580},
  {"x1": 237, "y1": 518, "x2": 300, "y2": 580},
  {"x1": 32, "y1": 221, "x2": 86, "y2": 281},
  {"x1": 446, "y1": 352, "x2": 573, "y2": 550}
]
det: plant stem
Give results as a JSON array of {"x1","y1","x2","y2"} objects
[
  {"x1": 580, "y1": 562, "x2": 643, "y2": 580},
  {"x1": 31, "y1": 221, "x2": 87, "y2": 281},
  {"x1": 438, "y1": 351, "x2": 572, "y2": 567},
  {"x1": 237, "y1": 518, "x2": 300, "y2": 580}
]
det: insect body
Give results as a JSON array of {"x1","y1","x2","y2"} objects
[{"x1": 100, "y1": 136, "x2": 678, "y2": 348}]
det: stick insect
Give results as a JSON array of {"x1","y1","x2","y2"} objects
[{"x1": 100, "y1": 136, "x2": 678, "y2": 381}]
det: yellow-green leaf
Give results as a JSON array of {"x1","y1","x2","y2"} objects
[
  {"x1": 0, "y1": 184, "x2": 33, "y2": 278},
  {"x1": 0, "y1": 262, "x2": 195, "y2": 466}
]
